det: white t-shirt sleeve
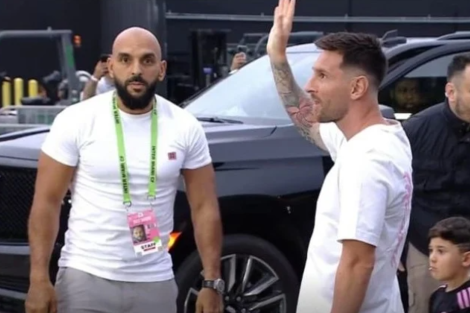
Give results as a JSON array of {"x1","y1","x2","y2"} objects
[
  {"x1": 319, "y1": 122, "x2": 346, "y2": 161},
  {"x1": 96, "y1": 79, "x2": 107, "y2": 95},
  {"x1": 337, "y1": 152, "x2": 390, "y2": 247},
  {"x1": 41, "y1": 109, "x2": 80, "y2": 167},
  {"x1": 182, "y1": 117, "x2": 212, "y2": 169}
]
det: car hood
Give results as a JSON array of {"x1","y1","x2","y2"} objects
[{"x1": 0, "y1": 122, "x2": 275, "y2": 162}]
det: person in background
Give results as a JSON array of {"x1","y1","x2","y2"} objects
[
  {"x1": 428, "y1": 217, "x2": 470, "y2": 313},
  {"x1": 403, "y1": 53, "x2": 470, "y2": 313},
  {"x1": 81, "y1": 54, "x2": 115, "y2": 100},
  {"x1": 229, "y1": 52, "x2": 247, "y2": 74},
  {"x1": 390, "y1": 78, "x2": 425, "y2": 114}
]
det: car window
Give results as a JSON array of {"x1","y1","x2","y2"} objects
[
  {"x1": 379, "y1": 52, "x2": 468, "y2": 117},
  {"x1": 184, "y1": 52, "x2": 318, "y2": 123},
  {"x1": 387, "y1": 46, "x2": 439, "y2": 72}
]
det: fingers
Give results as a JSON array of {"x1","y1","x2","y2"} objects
[
  {"x1": 274, "y1": 0, "x2": 295, "y2": 22},
  {"x1": 49, "y1": 299, "x2": 57, "y2": 313},
  {"x1": 234, "y1": 52, "x2": 246, "y2": 59},
  {"x1": 195, "y1": 301, "x2": 203, "y2": 313},
  {"x1": 279, "y1": 0, "x2": 286, "y2": 14},
  {"x1": 274, "y1": 6, "x2": 282, "y2": 25},
  {"x1": 287, "y1": 0, "x2": 296, "y2": 18}
]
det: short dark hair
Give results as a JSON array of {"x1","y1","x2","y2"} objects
[
  {"x1": 447, "y1": 53, "x2": 470, "y2": 81},
  {"x1": 428, "y1": 217, "x2": 470, "y2": 252},
  {"x1": 314, "y1": 32, "x2": 387, "y2": 88}
]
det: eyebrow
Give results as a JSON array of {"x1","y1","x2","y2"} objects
[
  {"x1": 429, "y1": 245, "x2": 447, "y2": 249},
  {"x1": 117, "y1": 52, "x2": 157, "y2": 59},
  {"x1": 312, "y1": 66, "x2": 329, "y2": 73}
]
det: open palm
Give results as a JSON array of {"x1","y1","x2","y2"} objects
[{"x1": 267, "y1": 0, "x2": 296, "y2": 59}]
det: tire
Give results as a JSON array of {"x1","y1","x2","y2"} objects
[{"x1": 175, "y1": 234, "x2": 300, "y2": 313}]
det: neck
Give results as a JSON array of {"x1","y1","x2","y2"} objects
[
  {"x1": 445, "y1": 270, "x2": 470, "y2": 291},
  {"x1": 336, "y1": 99, "x2": 387, "y2": 140},
  {"x1": 449, "y1": 100, "x2": 470, "y2": 124},
  {"x1": 117, "y1": 96, "x2": 153, "y2": 115}
]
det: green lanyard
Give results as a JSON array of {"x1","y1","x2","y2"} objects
[{"x1": 112, "y1": 94, "x2": 158, "y2": 207}]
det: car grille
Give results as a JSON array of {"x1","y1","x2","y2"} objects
[
  {"x1": 0, "y1": 296, "x2": 24, "y2": 313},
  {"x1": 0, "y1": 275, "x2": 28, "y2": 293},
  {"x1": 0, "y1": 166, "x2": 36, "y2": 242}
]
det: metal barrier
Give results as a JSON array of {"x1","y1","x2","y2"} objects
[
  {"x1": 0, "y1": 105, "x2": 66, "y2": 135},
  {"x1": 1, "y1": 78, "x2": 39, "y2": 107}
]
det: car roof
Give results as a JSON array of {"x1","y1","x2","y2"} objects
[{"x1": 285, "y1": 37, "x2": 470, "y2": 56}]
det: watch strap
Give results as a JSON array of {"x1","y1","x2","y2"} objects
[
  {"x1": 202, "y1": 279, "x2": 225, "y2": 294},
  {"x1": 202, "y1": 280, "x2": 216, "y2": 289}
]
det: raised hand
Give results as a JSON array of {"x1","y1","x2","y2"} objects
[{"x1": 267, "y1": 0, "x2": 296, "y2": 62}]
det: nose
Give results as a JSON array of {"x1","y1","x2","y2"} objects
[
  {"x1": 304, "y1": 75, "x2": 318, "y2": 95},
  {"x1": 131, "y1": 60, "x2": 143, "y2": 76}
]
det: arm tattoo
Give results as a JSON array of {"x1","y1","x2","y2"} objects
[{"x1": 271, "y1": 60, "x2": 319, "y2": 144}]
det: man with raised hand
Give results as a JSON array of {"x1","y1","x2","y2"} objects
[{"x1": 267, "y1": 0, "x2": 413, "y2": 312}]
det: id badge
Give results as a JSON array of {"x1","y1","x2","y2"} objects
[{"x1": 127, "y1": 209, "x2": 163, "y2": 256}]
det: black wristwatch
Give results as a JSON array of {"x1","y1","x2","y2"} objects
[{"x1": 202, "y1": 278, "x2": 225, "y2": 294}]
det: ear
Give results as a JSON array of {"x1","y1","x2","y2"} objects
[
  {"x1": 445, "y1": 82, "x2": 456, "y2": 102},
  {"x1": 350, "y1": 76, "x2": 369, "y2": 100},
  {"x1": 462, "y1": 251, "x2": 470, "y2": 267},
  {"x1": 158, "y1": 60, "x2": 167, "y2": 81},
  {"x1": 107, "y1": 57, "x2": 114, "y2": 79}
]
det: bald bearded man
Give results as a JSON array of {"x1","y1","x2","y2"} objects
[{"x1": 25, "y1": 27, "x2": 223, "y2": 313}]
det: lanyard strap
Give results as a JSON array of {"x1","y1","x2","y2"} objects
[{"x1": 112, "y1": 94, "x2": 158, "y2": 207}]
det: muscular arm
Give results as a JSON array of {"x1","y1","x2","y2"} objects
[
  {"x1": 183, "y1": 164, "x2": 223, "y2": 279},
  {"x1": 330, "y1": 240, "x2": 375, "y2": 313},
  {"x1": 28, "y1": 153, "x2": 75, "y2": 282},
  {"x1": 270, "y1": 58, "x2": 326, "y2": 151}
]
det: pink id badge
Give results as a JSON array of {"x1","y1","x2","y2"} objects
[{"x1": 127, "y1": 209, "x2": 164, "y2": 256}]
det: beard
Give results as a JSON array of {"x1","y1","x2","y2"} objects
[
  {"x1": 114, "y1": 75, "x2": 159, "y2": 111},
  {"x1": 310, "y1": 94, "x2": 348, "y2": 123}
]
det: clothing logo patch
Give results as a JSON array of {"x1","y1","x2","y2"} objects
[{"x1": 168, "y1": 152, "x2": 177, "y2": 160}]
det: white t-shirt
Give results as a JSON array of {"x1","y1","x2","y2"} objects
[
  {"x1": 41, "y1": 91, "x2": 211, "y2": 282},
  {"x1": 296, "y1": 121, "x2": 412, "y2": 313},
  {"x1": 96, "y1": 76, "x2": 115, "y2": 95}
]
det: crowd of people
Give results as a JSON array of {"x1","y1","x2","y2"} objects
[{"x1": 22, "y1": 0, "x2": 470, "y2": 312}]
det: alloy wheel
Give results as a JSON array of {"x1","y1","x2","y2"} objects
[{"x1": 184, "y1": 254, "x2": 287, "y2": 313}]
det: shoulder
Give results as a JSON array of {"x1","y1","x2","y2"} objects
[
  {"x1": 402, "y1": 103, "x2": 444, "y2": 136},
  {"x1": 52, "y1": 92, "x2": 113, "y2": 130},
  {"x1": 347, "y1": 124, "x2": 411, "y2": 163},
  {"x1": 157, "y1": 95, "x2": 201, "y2": 129},
  {"x1": 96, "y1": 77, "x2": 114, "y2": 92},
  {"x1": 341, "y1": 125, "x2": 412, "y2": 183},
  {"x1": 429, "y1": 285, "x2": 447, "y2": 304}
]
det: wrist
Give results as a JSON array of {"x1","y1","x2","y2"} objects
[
  {"x1": 91, "y1": 75, "x2": 99, "y2": 82},
  {"x1": 203, "y1": 270, "x2": 221, "y2": 280},
  {"x1": 202, "y1": 277, "x2": 225, "y2": 294},
  {"x1": 30, "y1": 271, "x2": 50, "y2": 283},
  {"x1": 268, "y1": 52, "x2": 288, "y2": 64}
]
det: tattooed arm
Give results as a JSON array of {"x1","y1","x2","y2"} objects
[{"x1": 270, "y1": 59, "x2": 327, "y2": 151}]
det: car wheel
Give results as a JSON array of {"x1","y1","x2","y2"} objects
[{"x1": 175, "y1": 234, "x2": 299, "y2": 313}]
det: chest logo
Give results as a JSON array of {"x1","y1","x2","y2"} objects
[{"x1": 168, "y1": 152, "x2": 177, "y2": 160}]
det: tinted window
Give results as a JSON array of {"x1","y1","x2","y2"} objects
[
  {"x1": 379, "y1": 52, "x2": 468, "y2": 118},
  {"x1": 184, "y1": 52, "x2": 318, "y2": 123}
]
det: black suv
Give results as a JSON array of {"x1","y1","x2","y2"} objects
[{"x1": 1, "y1": 31, "x2": 470, "y2": 313}]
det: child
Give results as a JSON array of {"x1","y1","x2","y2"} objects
[{"x1": 428, "y1": 216, "x2": 470, "y2": 313}]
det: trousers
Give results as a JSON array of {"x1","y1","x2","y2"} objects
[
  {"x1": 406, "y1": 243, "x2": 442, "y2": 313},
  {"x1": 54, "y1": 267, "x2": 178, "y2": 313}
]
